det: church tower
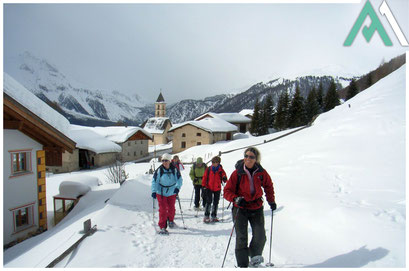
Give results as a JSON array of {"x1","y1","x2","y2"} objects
[{"x1": 155, "y1": 91, "x2": 166, "y2": 118}]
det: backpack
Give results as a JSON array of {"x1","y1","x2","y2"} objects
[
  {"x1": 192, "y1": 162, "x2": 207, "y2": 179},
  {"x1": 205, "y1": 165, "x2": 225, "y2": 187},
  {"x1": 153, "y1": 164, "x2": 181, "y2": 194}
]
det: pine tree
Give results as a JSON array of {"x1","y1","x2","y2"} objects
[
  {"x1": 323, "y1": 80, "x2": 340, "y2": 112},
  {"x1": 366, "y1": 73, "x2": 373, "y2": 88},
  {"x1": 346, "y1": 79, "x2": 359, "y2": 100},
  {"x1": 316, "y1": 81, "x2": 324, "y2": 113},
  {"x1": 262, "y1": 94, "x2": 274, "y2": 133},
  {"x1": 274, "y1": 91, "x2": 290, "y2": 131},
  {"x1": 250, "y1": 98, "x2": 262, "y2": 136},
  {"x1": 288, "y1": 85, "x2": 306, "y2": 128},
  {"x1": 305, "y1": 87, "x2": 320, "y2": 123}
]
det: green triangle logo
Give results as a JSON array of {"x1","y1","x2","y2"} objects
[{"x1": 344, "y1": 0, "x2": 392, "y2": 46}]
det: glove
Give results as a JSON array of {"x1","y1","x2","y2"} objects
[
  {"x1": 151, "y1": 192, "x2": 156, "y2": 199},
  {"x1": 234, "y1": 196, "x2": 246, "y2": 207},
  {"x1": 174, "y1": 188, "x2": 179, "y2": 195},
  {"x1": 269, "y1": 202, "x2": 277, "y2": 211}
]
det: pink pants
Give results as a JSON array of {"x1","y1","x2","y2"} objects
[{"x1": 157, "y1": 194, "x2": 177, "y2": 229}]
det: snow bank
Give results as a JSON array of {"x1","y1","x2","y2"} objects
[
  {"x1": 55, "y1": 175, "x2": 99, "y2": 198},
  {"x1": 108, "y1": 177, "x2": 152, "y2": 212},
  {"x1": 56, "y1": 181, "x2": 91, "y2": 199}
]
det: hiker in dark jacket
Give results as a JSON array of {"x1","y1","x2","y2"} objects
[
  {"x1": 151, "y1": 153, "x2": 183, "y2": 235},
  {"x1": 223, "y1": 147, "x2": 276, "y2": 267},
  {"x1": 202, "y1": 156, "x2": 227, "y2": 223},
  {"x1": 189, "y1": 157, "x2": 206, "y2": 210}
]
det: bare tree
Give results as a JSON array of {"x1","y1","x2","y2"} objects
[{"x1": 106, "y1": 159, "x2": 129, "y2": 185}]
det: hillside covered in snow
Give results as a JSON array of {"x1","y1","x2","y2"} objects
[{"x1": 3, "y1": 64, "x2": 406, "y2": 268}]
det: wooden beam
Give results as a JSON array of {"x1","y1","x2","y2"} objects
[
  {"x1": 4, "y1": 95, "x2": 76, "y2": 153},
  {"x1": 4, "y1": 120, "x2": 22, "y2": 129}
]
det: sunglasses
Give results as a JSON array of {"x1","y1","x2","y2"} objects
[
  {"x1": 244, "y1": 154, "x2": 256, "y2": 160},
  {"x1": 162, "y1": 159, "x2": 170, "y2": 162}
]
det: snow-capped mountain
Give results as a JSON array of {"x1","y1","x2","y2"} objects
[
  {"x1": 213, "y1": 75, "x2": 354, "y2": 114},
  {"x1": 4, "y1": 52, "x2": 358, "y2": 126},
  {"x1": 4, "y1": 52, "x2": 147, "y2": 126},
  {"x1": 167, "y1": 94, "x2": 234, "y2": 123}
]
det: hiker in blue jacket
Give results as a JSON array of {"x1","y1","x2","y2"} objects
[{"x1": 151, "y1": 153, "x2": 183, "y2": 235}]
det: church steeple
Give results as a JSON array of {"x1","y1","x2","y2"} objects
[{"x1": 155, "y1": 90, "x2": 166, "y2": 117}]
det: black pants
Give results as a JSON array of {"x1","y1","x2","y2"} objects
[
  {"x1": 232, "y1": 206, "x2": 266, "y2": 268},
  {"x1": 203, "y1": 189, "x2": 221, "y2": 218},
  {"x1": 194, "y1": 185, "x2": 204, "y2": 208}
]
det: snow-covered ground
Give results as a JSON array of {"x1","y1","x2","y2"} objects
[{"x1": 3, "y1": 65, "x2": 406, "y2": 268}]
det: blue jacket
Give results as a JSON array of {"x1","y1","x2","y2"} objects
[{"x1": 151, "y1": 164, "x2": 183, "y2": 197}]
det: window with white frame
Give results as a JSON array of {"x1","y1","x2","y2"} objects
[
  {"x1": 11, "y1": 203, "x2": 35, "y2": 233},
  {"x1": 10, "y1": 150, "x2": 32, "y2": 176}
]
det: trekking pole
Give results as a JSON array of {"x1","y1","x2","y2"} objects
[
  {"x1": 221, "y1": 207, "x2": 240, "y2": 268},
  {"x1": 177, "y1": 196, "x2": 187, "y2": 229},
  {"x1": 152, "y1": 198, "x2": 156, "y2": 227},
  {"x1": 190, "y1": 187, "x2": 194, "y2": 208},
  {"x1": 266, "y1": 209, "x2": 275, "y2": 267},
  {"x1": 221, "y1": 191, "x2": 224, "y2": 222}
]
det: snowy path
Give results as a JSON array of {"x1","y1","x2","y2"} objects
[{"x1": 53, "y1": 168, "x2": 248, "y2": 268}]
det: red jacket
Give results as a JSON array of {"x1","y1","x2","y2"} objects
[
  {"x1": 224, "y1": 160, "x2": 275, "y2": 210},
  {"x1": 202, "y1": 165, "x2": 227, "y2": 192}
]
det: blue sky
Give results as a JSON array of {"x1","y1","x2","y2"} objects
[{"x1": 3, "y1": 1, "x2": 408, "y2": 104}]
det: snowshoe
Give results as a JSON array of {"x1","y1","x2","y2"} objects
[
  {"x1": 203, "y1": 217, "x2": 211, "y2": 223},
  {"x1": 211, "y1": 217, "x2": 220, "y2": 223},
  {"x1": 249, "y1": 255, "x2": 264, "y2": 267},
  {"x1": 158, "y1": 228, "x2": 169, "y2": 235},
  {"x1": 168, "y1": 221, "x2": 175, "y2": 228}
]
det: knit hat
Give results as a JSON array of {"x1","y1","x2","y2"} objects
[
  {"x1": 161, "y1": 153, "x2": 172, "y2": 161},
  {"x1": 196, "y1": 157, "x2": 203, "y2": 164}
]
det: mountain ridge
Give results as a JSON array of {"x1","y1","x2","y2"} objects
[{"x1": 5, "y1": 51, "x2": 360, "y2": 126}]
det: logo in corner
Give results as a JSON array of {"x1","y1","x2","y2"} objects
[{"x1": 344, "y1": 0, "x2": 408, "y2": 47}]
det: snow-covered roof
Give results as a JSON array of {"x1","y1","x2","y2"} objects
[
  {"x1": 86, "y1": 126, "x2": 152, "y2": 143},
  {"x1": 195, "y1": 112, "x2": 251, "y2": 124},
  {"x1": 169, "y1": 117, "x2": 238, "y2": 133},
  {"x1": 68, "y1": 125, "x2": 122, "y2": 154},
  {"x1": 239, "y1": 109, "x2": 254, "y2": 117},
  {"x1": 3, "y1": 72, "x2": 71, "y2": 138},
  {"x1": 143, "y1": 117, "x2": 171, "y2": 134}
]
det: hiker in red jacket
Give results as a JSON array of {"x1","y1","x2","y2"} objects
[
  {"x1": 202, "y1": 156, "x2": 227, "y2": 223},
  {"x1": 223, "y1": 146, "x2": 276, "y2": 268}
]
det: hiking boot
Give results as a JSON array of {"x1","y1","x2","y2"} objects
[
  {"x1": 158, "y1": 228, "x2": 169, "y2": 235},
  {"x1": 211, "y1": 217, "x2": 219, "y2": 223},
  {"x1": 168, "y1": 221, "x2": 175, "y2": 228},
  {"x1": 203, "y1": 216, "x2": 211, "y2": 223},
  {"x1": 249, "y1": 255, "x2": 264, "y2": 267}
]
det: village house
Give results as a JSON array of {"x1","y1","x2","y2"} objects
[
  {"x1": 47, "y1": 125, "x2": 152, "y2": 173},
  {"x1": 142, "y1": 92, "x2": 172, "y2": 145},
  {"x1": 3, "y1": 73, "x2": 76, "y2": 245},
  {"x1": 86, "y1": 126, "x2": 152, "y2": 162},
  {"x1": 169, "y1": 117, "x2": 238, "y2": 153},
  {"x1": 195, "y1": 112, "x2": 252, "y2": 133},
  {"x1": 63, "y1": 125, "x2": 123, "y2": 171},
  {"x1": 239, "y1": 109, "x2": 254, "y2": 121}
]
